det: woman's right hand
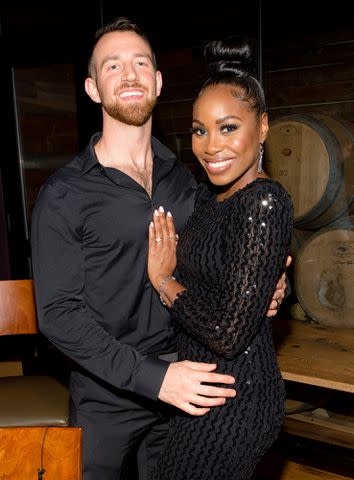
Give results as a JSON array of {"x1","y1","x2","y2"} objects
[{"x1": 147, "y1": 207, "x2": 178, "y2": 291}]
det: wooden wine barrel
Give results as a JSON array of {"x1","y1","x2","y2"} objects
[
  {"x1": 264, "y1": 113, "x2": 354, "y2": 229},
  {"x1": 294, "y1": 216, "x2": 354, "y2": 328}
]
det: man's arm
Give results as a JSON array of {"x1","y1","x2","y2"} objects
[
  {"x1": 32, "y1": 181, "x2": 235, "y2": 408},
  {"x1": 266, "y1": 256, "x2": 292, "y2": 317},
  {"x1": 31, "y1": 181, "x2": 168, "y2": 400}
]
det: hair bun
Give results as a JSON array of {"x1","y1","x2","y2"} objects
[{"x1": 204, "y1": 36, "x2": 255, "y2": 76}]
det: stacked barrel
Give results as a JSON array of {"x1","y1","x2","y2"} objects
[{"x1": 264, "y1": 113, "x2": 354, "y2": 328}]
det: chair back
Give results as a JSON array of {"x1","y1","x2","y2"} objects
[{"x1": 0, "y1": 280, "x2": 38, "y2": 335}]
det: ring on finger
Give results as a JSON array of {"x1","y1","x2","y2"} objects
[
  {"x1": 155, "y1": 237, "x2": 162, "y2": 243},
  {"x1": 168, "y1": 235, "x2": 178, "y2": 240},
  {"x1": 275, "y1": 299, "x2": 280, "y2": 309}
]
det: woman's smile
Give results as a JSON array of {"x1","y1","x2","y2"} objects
[{"x1": 203, "y1": 158, "x2": 233, "y2": 173}]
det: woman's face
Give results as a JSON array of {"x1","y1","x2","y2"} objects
[{"x1": 192, "y1": 84, "x2": 268, "y2": 198}]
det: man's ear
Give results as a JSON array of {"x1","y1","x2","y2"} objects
[
  {"x1": 84, "y1": 77, "x2": 101, "y2": 104},
  {"x1": 155, "y1": 70, "x2": 162, "y2": 98}
]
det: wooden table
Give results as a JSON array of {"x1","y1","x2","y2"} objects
[
  {"x1": 273, "y1": 318, "x2": 354, "y2": 393},
  {"x1": 273, "y1": 318, "x2": 354, "y2": 453}
]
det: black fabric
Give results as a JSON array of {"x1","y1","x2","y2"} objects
[
  {"x1": 31, "y1": 132, "x2": 197, "y2": 479},
  {"x1": 31, "y1": 131, "x2": 197, "y2": 402},
  {"x1": 152, "y1": 178, "x2": 293, "y2": 480},
  {"x1": 70, "y1": 394, "x2": 170, "y2": 480}
]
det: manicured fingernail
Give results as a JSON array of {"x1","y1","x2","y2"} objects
[
  {"x1": 154, "y1": 209, "x2": 159, "y2": 216},
  {"x1": 159, "y1": 206, "x2": 164, "y2": 213},
  {"x1": 150, "y1": 221, "x2": 154, "y2": 228},
  {"x1": 167, "y1": 211, "x2": 172, "y2": 217}
]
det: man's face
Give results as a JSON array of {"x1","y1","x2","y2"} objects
[{"x1": 90, "y1": 31, "x2": 162, "y2": 126}]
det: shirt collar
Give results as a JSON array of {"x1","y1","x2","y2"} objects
[
  {"x1": 78, "y1": 132, "x2": 177, "y2": 177},
  {"x1": 79, "y1": 132, "x2": 102, "y2": 176}
]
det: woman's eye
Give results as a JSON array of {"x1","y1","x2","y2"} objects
[
  {"x1": 109, "y1": 64, "x2": 117, "y2": 70},
  {"x1": 190, "y1": 127, "x2": 206, "y2": 137},
  {"x1": 221, "y1": 124, "x2": 237, "y2": 134}
]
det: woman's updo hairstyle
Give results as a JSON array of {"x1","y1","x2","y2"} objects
[{"x1": 199, "y1": 35, "x2": 266, "y2": 118}]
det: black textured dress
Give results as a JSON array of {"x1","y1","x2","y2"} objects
[{"x1": 152, "y1": 178, "x2": 293, "y2": 480}]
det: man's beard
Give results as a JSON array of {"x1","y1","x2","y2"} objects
[{"x1": 100, "y1": 83, "x2": 157, "y2": 126}]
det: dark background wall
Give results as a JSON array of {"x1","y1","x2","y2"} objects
[{"x1": 0, "y1": 0, "x2": 353, "y2": 275}]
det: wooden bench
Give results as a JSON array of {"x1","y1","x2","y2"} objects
[
  {"x1": 283, "y1": 406, "x2": 354, "y2": 451},
  {"x1": 0, "y1": 280, "x2": 82, "y2": 479},
  {"x1": 268, "y1": 318, "x2": 354, "y2": 478},
  {"x1": 273, "y1": 319, "x2": 354, "y2": 394}
]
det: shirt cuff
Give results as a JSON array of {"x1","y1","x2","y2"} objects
[{"x1": 134, "y1": 356, "x2": 170, "y2": 400}]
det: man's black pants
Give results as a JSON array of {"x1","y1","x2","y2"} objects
[{"x1": 69, "y1": 371, "x2": 171, "y2": 480}]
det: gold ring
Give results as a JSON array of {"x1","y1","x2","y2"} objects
[
  {"x1": 168, "y1": 235, "x2": 178, "y2": 240},
  {"x1": 155, "y1": 237, "x2": 162, "y2": 243}
]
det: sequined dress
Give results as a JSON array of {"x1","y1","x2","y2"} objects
[{"x1": 152, "y1": 178, "x2": 293, "y2": 480}]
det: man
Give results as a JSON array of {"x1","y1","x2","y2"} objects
[{"x1": 31, "y1": 17, "x2": 288, "y2": 480}]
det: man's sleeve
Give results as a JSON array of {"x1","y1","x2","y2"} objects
[{"x1": 31, "y1": 182, "x2": 169, "y2": 400}]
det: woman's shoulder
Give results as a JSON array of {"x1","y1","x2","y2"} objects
[
  {"x1": 240, "y1": 178, "x2": 293, "y2": 206},
  {"x1": 226, "y1": 178, "x2": 293, "y2": 225}
]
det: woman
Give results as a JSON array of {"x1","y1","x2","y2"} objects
[{"x1": 147, "y1": 37, "x2": 293, "y2": 480}]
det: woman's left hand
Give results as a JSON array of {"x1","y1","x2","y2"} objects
[{"x1": 147, "y1": 207, "x2": 179, "y2": 291}]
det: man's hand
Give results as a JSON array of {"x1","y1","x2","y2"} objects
[
  {"x1": 266, "y1": 255, "x2": 292, "y2": 317},
  {"x1": 158, "y1": 361, "x2": 236, "y2": 416}
]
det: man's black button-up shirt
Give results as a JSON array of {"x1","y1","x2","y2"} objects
[{"x1": 31, "y1": 133, "x2": 197, "y2": 400}]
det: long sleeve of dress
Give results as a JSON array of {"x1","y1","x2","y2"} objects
[{"x1": 172, "y1": 182, "x2": 293, "y2": 358}]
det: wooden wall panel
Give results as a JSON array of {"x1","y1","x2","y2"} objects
[
  {"x1": 264, "y1": 23, "x2": 354, "y2": 123},
  {"x1": 154, "y1": 9, "x2": 354, "y2": 186}
]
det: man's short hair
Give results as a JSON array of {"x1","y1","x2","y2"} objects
[{"x1": 88, "y1": 16, "x2": 157, "y2": 79}]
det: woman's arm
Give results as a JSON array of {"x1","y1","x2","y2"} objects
[{"x1": 148, "y1": 185, "x2": 293, "y2": 358}]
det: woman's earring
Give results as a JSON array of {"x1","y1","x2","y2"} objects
[{"x1": 258, "y1": 143, "x2": 264, "y2": 174}]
